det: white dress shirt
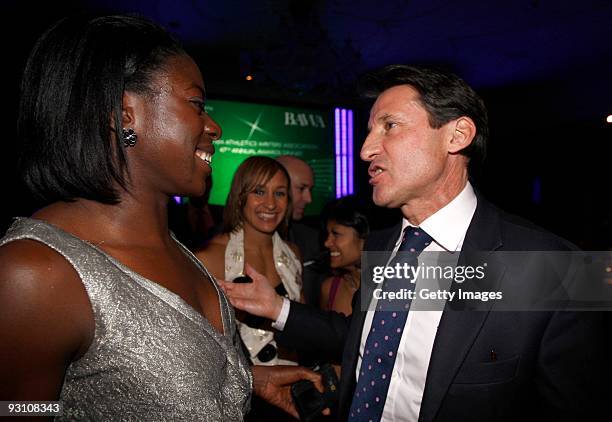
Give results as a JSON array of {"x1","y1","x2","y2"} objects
[
  {"x1": 274, "y1": 182, "x2": 477, "y2": 421},
  {"x1": 357, "y1": 182, "x2": 477, "y2": 421}
]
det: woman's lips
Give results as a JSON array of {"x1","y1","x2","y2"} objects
[
  {"x1": 256, "y1": 212, "x2": 278, "y2": 221},
  {"x1": 195, "y1": 149, "x2": 213, "y2": 165}
]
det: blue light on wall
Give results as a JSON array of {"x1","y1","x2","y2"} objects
[{"x1": 334, "y1": 107, "x2": 354, "y2": 198}]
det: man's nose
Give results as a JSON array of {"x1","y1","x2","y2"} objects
[
  {"x1": 360, "y1": 132, "x2": 379, "y2": 162},
  {"x1": 304, "y1": 189, "x2": 312, "y2": 204}
]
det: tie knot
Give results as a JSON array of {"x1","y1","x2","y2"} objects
[{"x1": 398, "y1": 226, "x2": 432, "y2": 255}]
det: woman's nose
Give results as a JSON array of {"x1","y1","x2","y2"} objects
[
  {"x1": 263, "y1": 193, "x2": 276, "y2": 209},
  {"x1": 204, "y1": 113, "x2": 221, "y2": 141},
  {"x1": 324, "y1": 234, "x2": 333, "y2": 249}
]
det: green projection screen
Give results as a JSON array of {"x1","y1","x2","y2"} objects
[{"x1": 205, "y1": 99, "x2": 334, "y2": 216}]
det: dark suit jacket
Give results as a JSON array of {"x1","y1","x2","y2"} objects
[
  {"x1": 277, "y1": 195, "x2": 606, "y2": 421},
  {"x1": 288, "y1": 221, "x2": 320, "y2": 263},
  {"x1": 288, "y1": 221, "x2": 327, "y2": 306}
]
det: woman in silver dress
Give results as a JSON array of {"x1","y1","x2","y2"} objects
[{"x1": 0, "y1": 14, "x2": 320, "y2": 421}]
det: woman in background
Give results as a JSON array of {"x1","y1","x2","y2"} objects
[
  {"x1": 319, "y1": 196, "x2": 369, "y2": 316},
  {"x1": 196, "y1": 156, "x2": 303, "y2": 366},
  {"x1": 0, "y1": 15, "x2": 318, "y2": 420}
]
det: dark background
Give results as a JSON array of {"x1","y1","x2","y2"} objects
[{"x1": 1, "y1": 0, "x2": 610, "y2": 249}]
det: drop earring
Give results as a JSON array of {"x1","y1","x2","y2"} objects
[{"x1": 122, "y1": 128, "x2": 137, "y2": 147}]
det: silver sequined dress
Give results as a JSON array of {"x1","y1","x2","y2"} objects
[{"x1": 0, "y1": 218, "x2": 252, "y2": 421}]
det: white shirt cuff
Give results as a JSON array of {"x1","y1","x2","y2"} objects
[{"x1": 271, "y1": 297, "x2": 291, "y2": 331}]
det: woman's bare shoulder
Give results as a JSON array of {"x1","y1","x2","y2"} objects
[
  {"x1": 0, "y1": 239, "x2": 94, "y2": 398},
  {"x1": 0, "y1": 239, "x2": 93, "y2": 329},
  {"x1": 211, "y1": 232, "x2": 230, "y2": 245},
  {"x1": 0, "y1": 238, "x2": 78, "y2": 284}
]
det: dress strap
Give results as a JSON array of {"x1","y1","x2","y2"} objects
[{"x1": 327, "y1": 276, "x2": 342, "y2": 310}]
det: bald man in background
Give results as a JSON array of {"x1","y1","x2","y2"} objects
[
  {"x1": 276, "y1": 155, "x2": 325, "y2": 307},
  {"x1": 276, "y1": 155, "x2": 315, "y2": 222}
]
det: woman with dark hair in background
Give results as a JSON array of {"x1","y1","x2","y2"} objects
[
  {"x1": 195, "y1": 156, "x2": 303, "y2": 367},
  {"x1": 319, "y1": 196, "x2": 369, "y2": 316},
  {"x1": 0, "y1": 14, "x2": 319, "y2": 420}
]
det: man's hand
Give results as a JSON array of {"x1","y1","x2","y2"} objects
[
  {"x1": 251, "y1": 365, "x2": 329, "y2": 419},
  {"x1": 219, "y1": 263, "x2": 284, "y2": 320}
]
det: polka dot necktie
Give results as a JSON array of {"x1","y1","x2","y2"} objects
[{"x1": 349, "y1": 226, "x2": 433, "y2": 421}]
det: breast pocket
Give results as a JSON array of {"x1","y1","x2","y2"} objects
[{"x1": 453, "y1": 355, "x2": 520, "y2": 385}]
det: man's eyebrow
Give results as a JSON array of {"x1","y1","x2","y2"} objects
[
  {"x1": 378, "y1": 112, "x2": 399, "y2": 122},
  {"x1": 367, "y1": 112, "x2": 396, "y2": 131}
]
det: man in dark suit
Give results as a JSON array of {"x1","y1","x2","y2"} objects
[{"x1": 222, "y1": 65, "x2": 605, "y2": 421}]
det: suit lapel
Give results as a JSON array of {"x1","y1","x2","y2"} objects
[{"x1": 419, "y1": 196, "x2": 505, "y2": 421}]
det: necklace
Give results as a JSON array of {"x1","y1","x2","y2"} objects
[{"x1": 344, "y1": 273, "x2": 359, "y2": 291}]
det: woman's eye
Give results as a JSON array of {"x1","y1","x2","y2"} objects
[
  {"x1": 274, "y1": 191, "x2": 286, "y2": 198},
  {"x1": 253, "y1": 188, "x2": 265, "y2": 196},
  {"x1": 190, "y1": 100, "x2": 205, "y2": 113}
]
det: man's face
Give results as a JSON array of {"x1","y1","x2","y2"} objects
[
  {"x1": 287, "y1": 161, "x2": 314, "y2": 220},
  {"x1": 360, "y1": 84, "x2": 453, "y2": 210}
]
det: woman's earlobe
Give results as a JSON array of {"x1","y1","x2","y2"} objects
[{"x1": 121, "y1": 91, "x2": 139, "y2": 128}]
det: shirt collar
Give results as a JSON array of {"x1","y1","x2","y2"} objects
[{"x1": 399, "y1": 182, "x2": 477, "y2": 252}]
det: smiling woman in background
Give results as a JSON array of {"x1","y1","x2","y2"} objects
[
  {"x1": 0, "y1": 14, "x2": 319, "y2": 420},
  {"x1": 195, "y1": 156, "x2": 303, "y2": 367},
  {"x1": 319, "y1": 196, "x2": 369, "y2": 316}
]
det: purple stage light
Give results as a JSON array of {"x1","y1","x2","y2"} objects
[
  {"x1": 334, "y1": 107, "x2": 354, "y2": 198},
  {"x1": 335, "y1": 108, "x2": 341, "y2": 198}
]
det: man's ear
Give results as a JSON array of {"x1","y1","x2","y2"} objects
[{"x1": 448, "y1": 116, "x2": 476, "y2": 154}]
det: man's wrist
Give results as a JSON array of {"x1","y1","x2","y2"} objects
[
  {"x1": 271, "y1": 297, "x2": 291, "y2": 331},
  {"x1": 272, "y1": 294, "x2": 284, "y2": 319}
]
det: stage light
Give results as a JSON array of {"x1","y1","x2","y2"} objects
[
  {"x1": 606, "y1": 114, "x2": 612, "y2": 123},
  {"x1": 245, "y1": 75, "x2": 253, "y2": 81},
  {"x1": 334, "y1": 107, "x2": 354, "y2": 198}
]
